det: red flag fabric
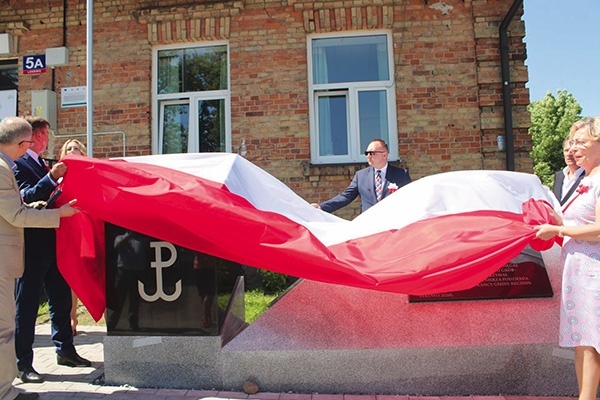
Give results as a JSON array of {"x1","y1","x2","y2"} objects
[{"x1": 55, "y1": 154, "x2": 559, "y2": 321}]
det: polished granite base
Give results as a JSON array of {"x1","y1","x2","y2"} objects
[{"x1": 104, "y1": 245, "x2": 576, "y2": 395}]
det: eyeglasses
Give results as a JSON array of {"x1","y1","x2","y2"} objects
[
  {"x1": 18, "y1": 140, "x2": 35, "y2": 146},
  {"x1": 568, "y1": 139, "x2": 593, "y2": 149},
  {"x1": 364, "y1": 150, "x2": 386, "y2": 156}
]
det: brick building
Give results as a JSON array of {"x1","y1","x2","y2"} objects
[{"x1": 0, "y1": 0, "x2": 531, "y2": 219}]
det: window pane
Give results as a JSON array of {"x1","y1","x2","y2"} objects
[
  {"x1": 318, "y1": 95, "x2": 348, "y2": 156},
  {"x1": 359, "y1": 90, "x2": 389, "y2": 151},
  {"x1": 162, "y1": 103, "x2": 189, "y2": 154},
  {"x1": 184, "y1": 46, "x2": 228, "y2": 92},
  {"x1": 0, "y1": 60, "x2": 18, "y2": 90},
  {"x1": 313, "y1": 35, "x2": 389, "y2": 84},
  {"x1": 158, "y1": 50, "x2": 182, "y2": 95},
  {"x1": 198, "y1": 99, "x2": 225, "y2": 152},
  {"x1": 158, "y1": 46, "x2": 228, "y2": 94}
]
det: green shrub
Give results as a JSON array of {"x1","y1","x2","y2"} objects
[{"x1": 259, "y1": 270, "x2": 288, "y2": 294}]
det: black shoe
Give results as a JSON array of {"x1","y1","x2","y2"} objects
[
  {"x1": 14, "y1": 392, "x2": 40, "y2": 400},
  {"x1": 57, "y1": 352, "x2": 92, "y2": 367},
  {"x1": 17, "y1": 367, "x2": 44, "y2": 384}
]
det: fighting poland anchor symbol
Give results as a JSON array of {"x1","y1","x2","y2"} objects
[{"x1": 139, "y1": 241, "x2": 182, "y2": 302}]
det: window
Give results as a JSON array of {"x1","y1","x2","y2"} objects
[
  {"x1": 0, "y1": 59, "x2": 18, "y2": 90},
  {"x1": 153, "y1": 43, "x2": 230, "y2": 154},
  {"x1": 0, "y1": 59, "x2": 18, "y2": 120},
  {"x1": 308, "y1": 32, "x2": 398, "y2": 164}
]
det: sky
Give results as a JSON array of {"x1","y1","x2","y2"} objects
[{"x1": 523, "y1": 0, "x2": 600, "y2": 117}]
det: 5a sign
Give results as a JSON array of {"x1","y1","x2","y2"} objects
[{"x1": 23, "y1": 54, "x2": 46, "y2": 75}]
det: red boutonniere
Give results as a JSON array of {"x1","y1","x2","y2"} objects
[
  {"x1": 563, "y1": 184, "x2": 591, "y2": 213},
  {"x1": 388, "y1": 183, "x2": 399, "y2": 194},
  {"x1": 576, "y1": 184, "x2": 590, "y2": 195}
]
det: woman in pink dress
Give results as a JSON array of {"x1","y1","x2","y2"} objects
[{"x1": 536, "y1": 116, "x2": 600, "y2": 400}]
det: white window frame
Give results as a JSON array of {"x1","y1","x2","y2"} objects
[
  {"x1": 307, "y1": 30, "x2": 398, "y2": 165},
  {"x1": 152, "y1": 41, "x2": 231, "y2": 155}
]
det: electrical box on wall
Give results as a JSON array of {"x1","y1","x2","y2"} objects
[
  {"x1": 46, "y1": 47, "x2": 69, "y2": 66},
  {"x1": 0, "y1": 33, "x2": 13, "y2": 55},
  {"x1": 31, "y1": 90, "x2": 57, "y2": 131}
]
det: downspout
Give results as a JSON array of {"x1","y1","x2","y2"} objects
[
  {"x1": 499, "y1": 0, "x2": 523, "y2": 171},
  {"x1": 62, "y1": 0, "x2": 67, "y2": 47},
  {"x1": 86, "y1": 0, "x2": 94, "y2": 157},
  {"x1": 51, "y1": 0, "x2": 67, "y2": 92}
]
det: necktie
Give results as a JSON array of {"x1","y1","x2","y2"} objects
[
  {"x1": 40, "y1": 158, "x2": 50, "y2": 172},
  {"x1": 375, "y1": 170, "x2": 383, "y2": 201}
]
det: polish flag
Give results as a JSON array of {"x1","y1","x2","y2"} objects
[{"x1": 55, "y1": 153, "x2": 560, "y2": 321}]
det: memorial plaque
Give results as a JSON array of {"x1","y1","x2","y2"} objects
[
  {"x1": 105, "y1": 223, "x2": 243, "y2": 336},
  {"x1": 409, "y1": 246, "x2": 553, "y2": 302}
]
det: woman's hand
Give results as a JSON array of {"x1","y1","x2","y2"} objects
[{"x1": 535, "y1": 224, "x2": 561, "y2": 240}]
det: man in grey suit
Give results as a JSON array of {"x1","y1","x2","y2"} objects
[
  {"x1": 0, "y1": 117, "x2": 78, "y2": 400},
  {"x1": 553, "y1": 135, "x2": 585, "y2": 206},
  {"x1": 312, "y1": 139, "x2": 411, "y2": 214}
]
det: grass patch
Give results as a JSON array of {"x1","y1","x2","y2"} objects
[
  {"x1": 37, "y1": 300, "x2": 106, "y2": 326},
  {"x1": 244, "y1": 289, "x2": 278, "y2": 323},
  {"x1": 216, "y1": 289, "x2": 279, "y2": 324}
]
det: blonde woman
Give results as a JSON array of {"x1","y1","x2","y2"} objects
[
  {"x1": 59, "y1": 139, "x2": 86, "y2": 335},
  {"x1": 59, "y1": 139, "x2": 85, "y2": 159},
  {"x1": 536, "y1": 117, "x2": 600, "y2": 400}
]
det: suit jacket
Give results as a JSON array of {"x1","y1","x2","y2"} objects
[
  {"x1": 553, "y1": 169, "x2": 585, "y2": 206},
  {"x1": 14, "y1": 152, "x2": 59, "y2": 255},
  {"x1": 320, "y1": 164, "x2": 412, "y2": 214},
  {"x1": 14, "y1": 152, "x2": 56, "y2": 203},
  {"x1": 0, "y1": 153, "x2": 60, "y2": 278}
]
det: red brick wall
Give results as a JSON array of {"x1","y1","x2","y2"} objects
[{"x1": 0, "y1": 0, "x2": 530, "y2": 220}]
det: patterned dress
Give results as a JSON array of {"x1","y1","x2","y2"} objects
[{"x1": 560, "y1": 175, "x2": 600, "y2": 351}]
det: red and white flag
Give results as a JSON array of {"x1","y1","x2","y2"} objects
[{"x1": 55, "y1": 153, "x2": 560, "y2": 321}]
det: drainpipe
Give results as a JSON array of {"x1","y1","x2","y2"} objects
[
  {"x1": 86, "y1": 0, "x2": 94, "y2": 157},
  {"x1": 51, "y1": 0, "x2": 67, "y2": 92},
  {"x1": 499, "y1": 0, "x2": 523, "y2": 171}
]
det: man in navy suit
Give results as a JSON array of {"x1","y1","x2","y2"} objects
[
  {"x1": 13, "y1": 116, "x2": 91, "y2": 384},
  {"x1": 313, "y1": 139, "x2": 411, "y2": 214}
]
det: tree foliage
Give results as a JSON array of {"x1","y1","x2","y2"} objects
[{"x1": 528, "y1": 90, "x2": 582, "y2": 186}]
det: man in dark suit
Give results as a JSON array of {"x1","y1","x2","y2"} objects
[
  {"x1": 312, "y1": 139, "x2": 411, "y2": 214},
  {"x1": 553, "y1": 135, "x2": 585, "y2": 206},
  {"x1": 13, "y1": 116, "x2": 91, "y2": 384}
]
